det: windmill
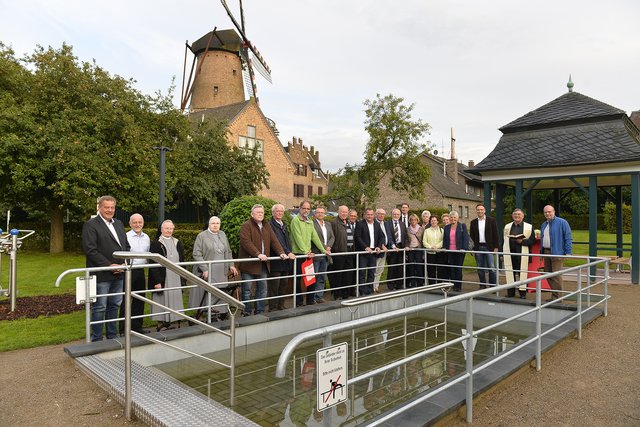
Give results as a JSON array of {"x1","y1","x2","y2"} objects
[
  {"x1": 180, "y1": 1, "x2": 273, "y2": 111},
  {"x1": 220, "y1": 0, "x2": 272, "y2": 103}
]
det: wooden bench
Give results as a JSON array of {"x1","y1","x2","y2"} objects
[{"x1": 609, "y1": 256, "x2": 632, "y2": 273}]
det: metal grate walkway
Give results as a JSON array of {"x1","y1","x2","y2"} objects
[{"x1": 76, "y1": 355, "x2": 258, "y2": 427}]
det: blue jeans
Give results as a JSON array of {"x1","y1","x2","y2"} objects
[
  {"x1": 241, "y1": 267, "x2": 267, "y2": 315},
  {"x1": 91, "y1": 278, "x2": 123, "y2": 342},
  {"x1": 475, "y1": 245, "x2": 497, "y2": 286},
  {"x1": 447, "y1": 252, "x2": 466, "y2": 291},
  {"x1": 313, "y1": 256, "x2": 328, "y2": 301}
]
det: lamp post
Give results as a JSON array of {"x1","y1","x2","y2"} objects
[{"x1": 153, "y1": 143, "x2": 173, "y2": 223}]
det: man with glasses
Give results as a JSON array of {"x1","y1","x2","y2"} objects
[
  {"x1": 290, "y1": 201, "x2": 328, "y2": 306},
  {"x1": 540, "y1": 205, "x2": 572, "y2": 301}
]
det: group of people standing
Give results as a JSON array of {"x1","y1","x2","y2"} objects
[{"x1": 83, "y1": 195, "x2": 572, "y2": 342}]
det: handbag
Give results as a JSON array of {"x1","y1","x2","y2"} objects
[{"x1": 301, "y1": 258, "x2": 316, "y2": 288}]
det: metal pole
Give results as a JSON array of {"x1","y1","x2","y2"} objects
[
  {"x1": 322, "y1": 333, "x2": 333, "y2": 427},
  {"x1": 85, "y1": 269, "x2": 92, "y2": 343},
  {"x1": 402, "y1": 249, "x2": 407, "y2": 289},
  {"x1": 604, "y1": 262, "x2": 609, "y2": 317},
  {"x1": 229, "y1": 309, "x2": 237, "y2": 406},
  {"x1": 576, "y1": 268, "x2": 582, "y2": 340},
  {"x1": 292, "y1": 258, "x2": 298, "y2": 309},
  {"x1": 9, "y1": 230, "x2": 18, "y2": 312},
  {"x1": 535, "y1": 278, "x2": 542, "y2": 371},
  {"x1": 153, "y1": 144, "x2": 173, "y2": 224},
  {"x1": 465, "y1": 298, "x2": 474, "y2": 423},
  {"x1": 124, "y1": 267, "x2": 133, "y2": 420},
  {"x1": 355, "y1": 253, "x2": 360, "y2": 298},
  {"x1": 494, "y1": 252, "x2": 500, "y2": 297}
]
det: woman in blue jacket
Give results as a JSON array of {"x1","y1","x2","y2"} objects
[{"x1": 442, "y1": 211, "x2": 470, "y2": 291}]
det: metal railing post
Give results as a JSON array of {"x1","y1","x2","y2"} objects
[
  {"x1": 465, "y1": 298, "x2": 474, "y2": 423},
  {"x1": 604, "y1": 261, "x2": 609, "y2": 317},
  {"x1": 402, "y1": 250, "x2": 407, "y2": 289},
  {"x1": 9, "y1": 231, "x2": 18, "y2": 312},
  {"x1": 322, "y1": 333, "x2": 333, "y2": 427},
  {"x1": 576, "y1": 268, "x2": 582, "y2": 340},
  {"x1": 84, "y1": 269, "x2": 92, "y2": 343},
  {"x1": 229, "y1": 308, "x2": 237, "y2": 406},
  {"x1": 535, "y1": 278, "x2": 542, "y2": 371},
  {"x1": 292, "y1": 257, "x2": 298, "y2": 309},
  {"x1": 355, "y1": 253, "x2": 360, "y2": 298},
  {"x1": 494, "y1": 251, "x2": 500, "y2": 296},
  {"x1": 124, "y1": 267, "x2": 133, "y2": 421}
]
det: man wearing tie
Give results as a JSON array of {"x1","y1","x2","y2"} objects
[
  {"x1": 372, "y1": 208, "x2": 389, "y2": 293},
  {"x1": 400, "y1": 203, "x2": 410, "y2": 228},
  {"x1": 268, "y1": 204, "x2": 295, "y2": 310},
  {"x1": 82, "y1": 195, "x2": 130, "y2": 342},
  {"x1": 354, "y1": 208, "x2": 386, "y2": 296},
  {"x1": 386, "y1": 208, "x2": 410, "y2": 290}
]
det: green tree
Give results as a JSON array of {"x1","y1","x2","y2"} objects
[
  {"x1": 0, "y1": 43, "x2": 184, "y2": 252},
  {"x1": 171, "y1": 120, "x2": 270, "y2": 217},
  {"x1": 316, "y1": 94, "x2": 431, "y2": 211}
]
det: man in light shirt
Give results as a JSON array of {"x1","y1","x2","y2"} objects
[{"x1": 119, "y1": 213, "x2": 150, "y2": 334}]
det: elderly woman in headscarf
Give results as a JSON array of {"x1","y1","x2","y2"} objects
[
  {"x1": 149, "y1": 220, "x2": 185, "y2": 331},
  {"x1": 189, "y1": 216, "x2": 238, "y2": 320}
]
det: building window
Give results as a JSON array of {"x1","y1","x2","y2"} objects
[
  {"x1": 465, "y1": 183, "x2": 469, "y2": 193},
  {"x1": 448, "y1": 204, "x2": 453, "y2": 213},
  {"x1": 213, "y1": 86, "x2": 218, "y2": 96},
  {"x1": 293, "y1": 184, "x2": 304, "y2": 197},
  {"x1": 318, "y1": 186, "x2": 323, "y2": 195},
  {"x1": 465, "y1": 206, "x2": 469, "y2": 218},
  {"x1": 308, "y1": 185, "x2": 313, "y2": 197},
  {"x1": 295, "y1": 163, "x2": 308, "y2": 176},
  {"x1": 458, "y1": 206, "x2": 463, "y2": 217},
  {"x1": 238, "y1": 125, "x2": 263, "y2": 160}
]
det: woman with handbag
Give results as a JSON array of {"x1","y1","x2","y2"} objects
[{"x1": 149, "y1": 220, "x2": 185, "y2": 331}]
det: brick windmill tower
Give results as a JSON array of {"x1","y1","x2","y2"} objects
[{"x1": 181, "y1": 0, "x2": 272, "y2": 112}]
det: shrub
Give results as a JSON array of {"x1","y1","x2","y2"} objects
[{"x1": 603, "y1": 202, "x2": 632, "y2": 234}]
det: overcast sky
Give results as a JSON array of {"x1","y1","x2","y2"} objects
[{"x1": 2, "y1": 0, "x2": 639, "y2": 172}]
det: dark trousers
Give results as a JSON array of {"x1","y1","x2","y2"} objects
[
  {"x1": 386, "y1": 250, "x2": 405, "y2": 290},
  {"x1": 268, "y1": 270, "x2": 290, "y2": 310},
  {"x1": 407, "y1": 250, "x2": 424, "y2": 287},
  {"x1": 119, "y1": 269, "x2": 146, "y2": 334},
  {"x1": 447, "y1": 252, "x2": 466, "y2": 291},
  {"x1": 427, "y1": 252, "x2": 447, "y2": 285},
  {"x1": 329, "y1": 251, "x2": 355, "y2": 299},
  {"x1": 358, "y1": 253, "x2": 377, "y2": 296}
]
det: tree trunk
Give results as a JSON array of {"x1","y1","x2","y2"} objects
[{"x1": 50, "y1": 207, "x2": 64, "y2": 254}]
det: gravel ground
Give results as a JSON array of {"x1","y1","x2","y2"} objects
[{"x1": 1, "y1": 282, "x2": 638, "y2": 426}]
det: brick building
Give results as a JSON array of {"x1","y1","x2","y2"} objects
[
  {"x1": 187, "y1": 30, "x2": 328, "y2": 210},
  {"x1": 374, "y1": 153, "x2": 485, "y2": 224}
]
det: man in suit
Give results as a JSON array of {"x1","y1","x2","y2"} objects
[
  {"x1": 371, "y1": 208, "x2": 389, "y2": 293},
  {"x1": 385, "y1": 208, "x2": 410, "y2": 290},
  {"x1": 82, "y1": 195, "x2": 130, "y2": 342},
  {"x1": 400, "y1": 203, "x2": 410, "y2": 228},
  {"x1": 312, "y1": 206, "x2": 335, "y2": 303},
  {"x1": 469, "y1": 204, "x2": 500, "y2": 289},
  {"x1": 268, "y1": 204, "x2": 295, "y2": 311},
  {"x1": 354, "y1": 208, "x2": 386, "y2": 296}
]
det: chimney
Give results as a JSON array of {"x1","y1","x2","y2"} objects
[
  {"x1": 445, "y1": 159, "x2": 459, "y2": 184},
  {"x1": 450, "y1": 127, "x2": 456, "y2": 160},
  {"x1": 468, "y1": 160, "x2": 475, "y2": 168}
]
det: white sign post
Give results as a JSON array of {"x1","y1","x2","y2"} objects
[{"x1": 316, "y1": 342, "x2": 348, "y2": 411}]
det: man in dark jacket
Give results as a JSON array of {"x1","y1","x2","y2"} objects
[
  {"x1": 385, "y1": 208, "x2": 410, "y2": 290},
  {"x1": 268, "y1": 204, "x2": 295, "y2": 310},
  {"x1": 354, "y1": 208, "x2": 386, "y2": 296},
  {"x1": 82, "y1": 195, "x2": 130, "y2": 342},
  {"x1": 469, "y1": 204, "x2": 500, "y2": 289},
  {"x1": 237, "y1": 204, "x2": 289, "y2": 315}
]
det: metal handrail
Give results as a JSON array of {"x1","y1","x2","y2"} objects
[
  {"x1": 275, "y1": 258, "x2": 610, "y2": 425},
  {"x1": 340, "y1": 282, "x2": 454, "y2": 307},
  {"x1": 111, "y1": 251, "x2": 244, "y2": 420}
]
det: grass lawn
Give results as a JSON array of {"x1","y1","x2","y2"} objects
[{"x1": 0, "y1": 230, "x2": 632, "y2": 352}]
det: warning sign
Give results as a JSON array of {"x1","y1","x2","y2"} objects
[{"x1": 316, "y1": 342, "x2": 348, "y2": 411}]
